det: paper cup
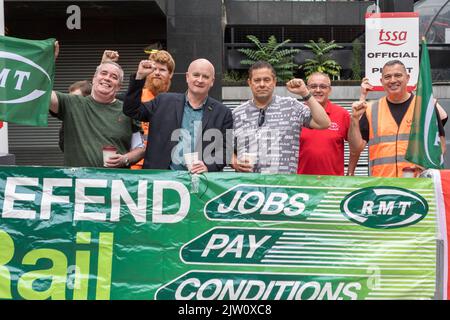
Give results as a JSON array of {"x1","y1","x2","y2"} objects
[
  {"x1": 402, "y1": 167, "x2": 415, "y2": 178},
  {"x1": 184, "y1": 152, "x2": 199, "y2": 170},
  {"x1": 103, "y1": 145, "x2": 117, "y2": 167},
  {"x1": 240, "y1": 152, "x2": 257, "y2": 166}
]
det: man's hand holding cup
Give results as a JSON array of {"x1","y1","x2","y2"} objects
[
  {"x1": 184, "y1": 152, "x2": 208, "y2": 174},
  {"x1": 232, "y1": 152, "x2": 256, "y2": 173}
]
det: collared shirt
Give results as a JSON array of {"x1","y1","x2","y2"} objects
[
  {"x1": 233, "y1": 95, "x2": 312, "y2": 174},
  {"x1": 170, "y1": 95, "x2": 206, "y2": 170},
  {"x1": 297, "y1": 100, "x2": 350, "y2": 176}
]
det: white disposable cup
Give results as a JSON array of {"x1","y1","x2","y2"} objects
[
  {"x1": 240, "y1": 152, "x2": 257, "y2": 166},
  {"x1": 103, "y1": 146, "x2": 117, "y2": 167},
  {"x1": 402, "y1": 167, "x2": 415, "y2": 178},
  {"x1": 184, "y1": 152, "x2": 199, "y2": 170}
]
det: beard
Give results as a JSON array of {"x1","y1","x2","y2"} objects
[{"x1": 144, "y1": 76, "x2": 171, "y2": 95}]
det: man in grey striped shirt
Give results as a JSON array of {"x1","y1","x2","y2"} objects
[{"x1": 231, "y1": 61, "x2": 330, "y2": 174}]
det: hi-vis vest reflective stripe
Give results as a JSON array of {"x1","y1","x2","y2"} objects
[{"x1": 366, "y1": 96, "x2": 416, "y2": 177}]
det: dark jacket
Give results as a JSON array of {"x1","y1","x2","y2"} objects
[{"x1": 123, "y1": 76, "x2": 233, "y2": 171}]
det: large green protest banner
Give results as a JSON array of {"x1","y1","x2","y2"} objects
[{"x1": 0, "y1": 166, "x2": 438, "y2": 300}]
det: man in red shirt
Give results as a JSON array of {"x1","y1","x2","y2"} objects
[{"x1": 297, "y1": 72, "x2": 353, "y2": 176}]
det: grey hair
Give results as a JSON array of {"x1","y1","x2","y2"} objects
[
  {"x1": 382, "y1": 60, "x2": 407, "y2": 74},
  {"x1": 307, "y1": 72, "x2": 331, "y2": 84},
  {"x1": 94, "y1": 61, "x2": 124, "y2": 84}
]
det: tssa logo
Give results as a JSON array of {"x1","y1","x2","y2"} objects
[
  {"x1": 378, "y1": 29, "x2": 407, "y2": 46},
  {"x1": 0, "y1": 51, "x2": 51, "y2": 104},
  {"x1": 204, "y1": 184, "x2": 324, "y2": 222},
  {"x1": 340, "y1": 187, "x2": 428, "y2": 229}
]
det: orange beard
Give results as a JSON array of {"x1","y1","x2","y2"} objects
[{"x1": 144, "y1": 76, "x2": 171, "y2": 96}]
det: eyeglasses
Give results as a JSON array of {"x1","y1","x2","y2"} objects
[
  {"x1": 307, "y1": 84, "x2": 330, "y2": 90},
  {"x1": 258, "y1": 109, "x2": 266, "y2": 127}
]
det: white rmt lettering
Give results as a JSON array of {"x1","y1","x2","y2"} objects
[
  {"x1": 398, "y1": 201, "x2": 412, "y2": 216},
  {"x1": 0, "y1": 68, "x2": 11, "y2": 87},
  {"x1": 378, "y1": 201, "x2": 395, "y2": 215},
  {"x1": 361, "y1": 201, "x2": 374, "y2": 215},
  {"x1": 13, "y1": 71, "x2": 30, "y2": 90},
  {"x1": 0, "y1": 69, "x2": 30, "y2": 90},
  {"x1": 66, "y1": 5, "x2": 81, "y2": 30}
]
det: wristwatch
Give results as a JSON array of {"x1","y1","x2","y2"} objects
[
  {"x1": 302, "y1": 92, "x2": 312, "y2": 101},
  {"x1": 123, "y1": 156, "x2": 130, "y2": 167}
]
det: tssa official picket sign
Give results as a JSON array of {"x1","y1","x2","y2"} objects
[
  {"x1": 365, "y1": 12, "x2": 419, "y2": 91},
  {"x1": 0, "y1": 166, "x2": 438, "y2": 300}
]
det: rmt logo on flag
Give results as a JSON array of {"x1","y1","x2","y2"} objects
[{"x1": 0, "y1": 36, "x2": 55, "y2": 126}]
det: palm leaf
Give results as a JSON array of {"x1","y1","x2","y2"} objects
[{"x1": 238, "y1": 34, "x2": 301, "y2": 82}]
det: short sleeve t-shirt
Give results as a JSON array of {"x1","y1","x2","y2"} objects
[
  {"x1": 233, "y1": 95, "x2": 312, "y2": 174},
  {"x1": 297, "y1": 101, "x2": 350, "y2": 175},
  {"x1": 56, "y1": 92, "x2": 139, "y2": 167}
]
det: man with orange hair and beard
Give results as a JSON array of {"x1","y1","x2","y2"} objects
[
  {"x1": 102, "y1": 49, "x2": 175, "y2": 169},
  {"x1": 132, "y1": 50, "x2": 175, "y2": 169}
]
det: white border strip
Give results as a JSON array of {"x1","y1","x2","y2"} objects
[{"x1": 431, "y1": 169, "x2": 448, "y2": 299}]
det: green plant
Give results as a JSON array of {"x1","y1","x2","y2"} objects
[
  {"x1": 238, "y1": 35, "x2": 300, "y2": 82},
  {"x1": 222, "y1": 70, "x2": 247, "y2": 85},
  {"x1": 351, "y1": 38, "x2": 363, "y2": 81},
  {"x1": 300, "y1": 38, "x2": 343, "y2": 79}
]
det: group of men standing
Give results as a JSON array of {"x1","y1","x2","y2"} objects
[{"x1": 49, "y1": 42, "x2": 446, "y2": 178}]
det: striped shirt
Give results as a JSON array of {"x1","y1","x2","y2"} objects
[{"x1": 233, "y1": 95, "x2": 312, "y2": 174}]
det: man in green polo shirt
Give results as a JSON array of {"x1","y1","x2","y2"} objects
[{"x1": 49, "y1": 46, "x2": 144, "y2": 168}]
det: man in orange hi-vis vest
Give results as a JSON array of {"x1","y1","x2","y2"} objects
[
  {"x1": 131, "y1": 50, "x2": 175, "y2": 169},
  {"x1": 348, "y1": 60, "x2": 445, "y2": 178}
]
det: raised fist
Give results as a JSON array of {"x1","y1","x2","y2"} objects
[
  {"x1": 101, "y1": 50, "x2": 120, "y2": 63},
  {"x1": 136, "y1": 60, "x2": 156, "y2": 80},
  {"x1": 286, "y1": 78, "x2": 309, "y2": 97}
]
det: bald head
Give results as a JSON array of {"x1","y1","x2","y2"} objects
[
  {"x1": 186, "y1": 58, "x2": 215, "y2": 100},
  {"x1": 188, "y1": 58, "x2": 215, "y2": 75}
]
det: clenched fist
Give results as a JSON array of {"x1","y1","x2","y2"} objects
[
  {"x1": 286, "y1": 78, "x2": 309, "y2": 98},
  {"x1": 102, "y1": 50, "x2": 120, "y2": 63},
  {"x1": 136, "y1": 60, "x2": 156, "y2": 80},
  {"x1": 351, "y1": 100, "x2": 368, "y2": 120}
]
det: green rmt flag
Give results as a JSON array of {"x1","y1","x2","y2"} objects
[
  {"x1": 405, "y1": 39, "x2": 444, "y2": 169},
  {"x1": 0, "y1": 35, "x2": 55, "y2": 126}
]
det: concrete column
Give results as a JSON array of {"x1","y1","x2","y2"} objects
[
  {"x1": 379, "y1": 0, "x2": 414, "y2": 12},
  {"x1": 165, "y1": 0, "x2": 223, "y2": 100}
]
